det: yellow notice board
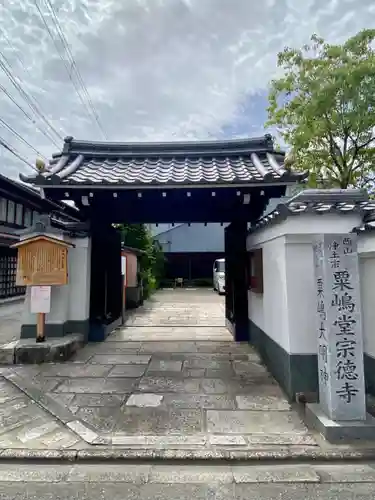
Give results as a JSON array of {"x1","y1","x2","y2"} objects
[{"x1": 11, "y1": 235, "x2": 73, "y2": 286}]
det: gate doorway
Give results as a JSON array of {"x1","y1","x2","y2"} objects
[{"x1": 21, "y1": 135, "x2": 305, "y2": 342}]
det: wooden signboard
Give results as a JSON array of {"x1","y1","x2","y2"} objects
[
  {"x1": 11, "y1": 235, "x2": 73, "y2": 287},
  {"x1": 11, "y1": 235, "x2": 73, "y2": 342}
]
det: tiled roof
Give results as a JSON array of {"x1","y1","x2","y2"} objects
[
  {"x1": 352, "y1": 221, "x2": 375, "y2": 233},
  {"x1": 352, "y1": 212, "x2": 375, "y2": 234},
  {"x1": 249, "y1": 189, "x2": 375, "y2": 233},
  {"x1": 0, "y1": 173, "x2": 79, "y2": 219},
  {"x1": 19, "y1": 135, "x2": 306, "y2": 188},
  {"x1": 17, "y1": 214, "x2": 90, "y2": 238}
]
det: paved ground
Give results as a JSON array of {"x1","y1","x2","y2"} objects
[
  {"x1": 0, "y1": 289, "x2": 319, "y2": 453},
  {"x1": 0, "y1": 299, "x2": 23, "y2": 344},
  {"x1": 2, "y1": 462, "x2": 375, "y2": 499}
]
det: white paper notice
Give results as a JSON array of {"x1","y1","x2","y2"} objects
[
  {"x1": 121, "y1": 256, "x2": 126, "y2": 277},
  {"x1": 30, "y1": 286, "x2": 51, "y2": 314}
]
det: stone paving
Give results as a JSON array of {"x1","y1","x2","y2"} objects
[
  {"x1": 0, "y1": 290, "x2": 316, "y2": 450},
  {"x1": 3, "y1": 462, "x2": 375, "y2": 500},
  {"x1": 0, "y1": 299, "x2": 23, "y2": 345},
  {"x1": 0, "y1": 289, "x2": 321, "y2": 454}
]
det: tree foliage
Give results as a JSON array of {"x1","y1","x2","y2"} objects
[
  {"x1": 267, "y1": 29, "x2": 375, "y2": 190},
  {"x1": 119, "y1": 224, "x2": 165, "y2": 298}
]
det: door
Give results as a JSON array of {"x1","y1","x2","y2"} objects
[{"x1": 213, "y1": 260, "x2": 218, "y2": 290}]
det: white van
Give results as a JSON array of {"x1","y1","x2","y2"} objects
[{"x1": 213, "y1": 258, "x2": 225, "y2": 294}]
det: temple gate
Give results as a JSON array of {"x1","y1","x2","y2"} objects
[{"x1": 20, "y1": 134, "x2": 305, "y2": 342}]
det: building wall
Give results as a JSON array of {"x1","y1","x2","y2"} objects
[
  {"x1": 248, "y1": 235, "x2": 289, "y2": 351},
  {"x1": 124, "y1": 252, "x2": 138, "y2": 287},
  {"x1": 163, "y1": 251, "x2": 225, "y2": 281},
  {"x1": 357, "y1": 232, "x2": 375, "y2": 393},
  {"x1": 150, "y1": 223, "x2": 183, "y2": 236},
  {"x1": 0, "y1": 178, "x2": 80, "y2": 302},
  {"x1": 20, "y1": 234, "x2": 91, "y2": 340},
  {"x1": 247, "y1": 212, "x2": 367, "y2": 400},
  {"x1": 68, "y1": 236, "x2": 91, "y2": 331},
  {"x1": 154, "y1": 223, "x2": 227, "y2": 253}
]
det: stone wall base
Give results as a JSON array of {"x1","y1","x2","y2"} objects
[
  {"x1": 249, "y1": 319, "x2": 318, "y2": 401},
  {"x1": 248, "y1": 319, "x2": 375, "y2": 400},
  {"x1": 20, "y1": 319, "x2": 89, "y2": 343},
  {"x1": 305, "y1": 403, "x2": 375, "y2": 442}
]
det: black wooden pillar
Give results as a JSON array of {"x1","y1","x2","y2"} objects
[
  {"x1": 224, "y1": 220, "x2": 248, "y2": 342},
  {"x1": 89, "y1": 221, "x2": 122, "y2": 339}
]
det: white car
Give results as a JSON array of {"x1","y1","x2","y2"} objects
[{"x1": 213, "y1": 258, "x2": 225, "y2": 294}]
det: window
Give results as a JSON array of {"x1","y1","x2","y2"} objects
[
  {"x1": 217, "y1": 260, "x2": 225, "y2": 272},
  {"x1": 7, "y1": 200, "x2": 15, "y2": 224},
  {"x1": 0, "y1": 198, "x2": 6, "y2": 222},
  {"x1": 0, "y1": 250, "x2": 25, "y2": 298},
  {"x1": 214, "y1": 260, "x2": 225, "y2": 272},
  {"x1": 16, "y1": 204, "x2": 23, "y2": 225},
  {"x1": 32, "y1": 211, "x2": 39, "y2": 224},
  {"x1": 248, "y1": 249, "x2": 263, "y2": 294},
  {"x1": 24, "y1": 208, "x2": 32, "y2": 226}
]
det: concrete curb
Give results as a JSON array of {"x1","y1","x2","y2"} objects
[
  {"x1": 0, "y1": 334, "x2": 84, "y2": 365},
  {"x1": 2, "y1": 446, "x2": 375, "y2": 463}
]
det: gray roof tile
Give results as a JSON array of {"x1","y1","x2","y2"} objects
[
  {"x1": 20, "y1": 135, "x2": 306, "y2": 187},
  {"x1": 352, "y1": 211, "x2": 375, "y2": 234},
  {"x1": 250, "y1": 189, "x2": 375, "y2": 234},
  {"x1": 352, "y1": 221, "x2": 375, "y2": 233}
]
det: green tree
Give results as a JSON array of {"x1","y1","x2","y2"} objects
[
  {"x1": 267, "y1": 29, "x2": 375, "y2": 190},
  {"x1": 118, "y1": 224, "x2": 165, "y2": 298}
]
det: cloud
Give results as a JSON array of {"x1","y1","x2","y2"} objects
[{"x1": 0, "y1": 0, "x2": 373, "y2": 178}]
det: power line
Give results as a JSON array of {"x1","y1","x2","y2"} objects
[
  {"x1": 0, "y1": 27, "x2": 65, "y2": 142},
  {"x1": 0, "y1": 135, "x2": 38, "y2": 172},
  {"x1": 0, "y1": 50, "x2": 63, "y2": 143},
  {"x1": 0, "y1": 29, "x2": 34, "y2": 81},
  {"x1": 43, "y1": 0, "x2": 107, "y2": 140},
  {"x1": 0, "y1": 116, "x2": 47, "y2": 160},
  {"x1": 32, "y1": 0, "x2": 98, "y2": 134},
  {"x1": 0, "y1": 82, "x2": 60, "y2": 148},
  {"x1": 32, "y1": 0, "x2": 107, "y2": 140}
]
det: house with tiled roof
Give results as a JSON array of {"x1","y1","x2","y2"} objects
[{"x1": 0, "y1": 171, "x2": 82, "y2": 301}]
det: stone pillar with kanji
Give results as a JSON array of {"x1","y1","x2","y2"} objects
[{"x1": 313, "y1": 233, "x2": 366, "y2": 421}]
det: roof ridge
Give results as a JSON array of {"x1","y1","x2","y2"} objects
[
  {"x1": 62, "y1": 134, "x2": 278, "y2": 156},
  {"x1": 250, "y1": 193, "x2": 375, "y2": 235}
]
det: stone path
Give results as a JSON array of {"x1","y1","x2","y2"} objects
[
  {"x1": 0, "y1": 289, "x2": 319, "y2": 454},
  {"x1": 3, "y1": 462, "x2": 375, "y2": 500},
  {"x1": 0, "y1": 299, "x2": 23, "y2": 345}
]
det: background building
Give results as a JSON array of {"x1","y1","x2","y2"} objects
[
  {"x1": 0, "y1": 173, "x2": 81, "y2": 301},
  {"x1": 150, "y1": 185, "x2": 298, "y2": 284},
  {"x1": 152, "y1": 223, "x2": 227, "y2": 283}
]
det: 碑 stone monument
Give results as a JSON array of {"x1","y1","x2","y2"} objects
[{"x1": 306, "y1": 233, "x2": 375, "y2": 441}]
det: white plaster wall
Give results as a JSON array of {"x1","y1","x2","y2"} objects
[
  {"x1": 247, "y1": 212, "x2": 364, "y2": 356},
  {"x1": 285, "y1": 240, "x2": 316, "y2": 354},
  {"x1": 21, "y1": 231, "x2": 69, "y2": 328},
  {"x1": 248, "y1": 236, "x2": 290, "y2": 352},
  {"x1": 68, "y1": 237, "x2": 91, "y2": 323},
  {"x1": 21, "y1": 284, "x2": 68, "y2": 327},
  {"x1": 358, "y1": 232, "x2": 375, "y2": 360},
  {"x1": 249, "y1": 213, "x2": 361, "y2": 247},
  {"x1": 20, "y1": 233, "x2": 92, "y2": 329}
]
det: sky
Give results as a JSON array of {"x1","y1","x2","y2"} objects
[{"x1": 0, "y1": 0, "x2": 374, "y2": 180}]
